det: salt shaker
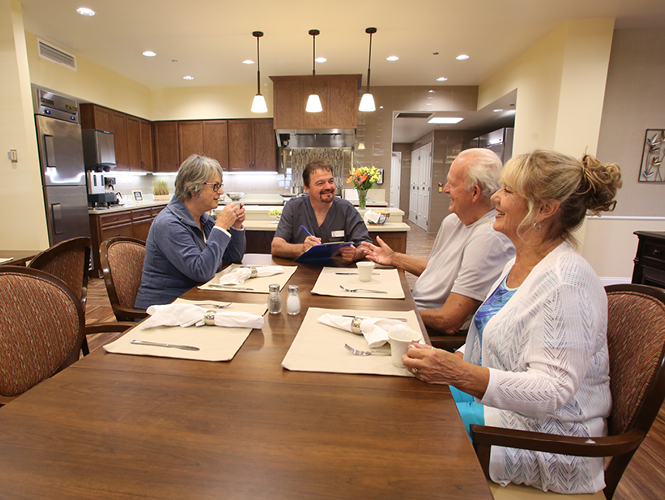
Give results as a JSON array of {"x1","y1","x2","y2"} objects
[
  {"x1": 286, "y1": 285, "x2": 301, "y2": 315},
  {"x1": 268, "y1": 283, "x2": 282, "y2": 314}
]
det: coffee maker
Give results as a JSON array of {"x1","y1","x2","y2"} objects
[{"x1": 87, "y1": 171, "x2": 116, "y2": 208}]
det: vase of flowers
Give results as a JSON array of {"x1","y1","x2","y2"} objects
[{"x1": 347, "y1": 166, "x2": 381, "y2": 209}]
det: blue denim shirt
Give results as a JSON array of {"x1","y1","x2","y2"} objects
[{"x1": 134, "y1": 197, "x2": 246, "y2": 309}]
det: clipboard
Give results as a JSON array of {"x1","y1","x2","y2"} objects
[{"x1": 295, "y1": 242, "x2": 353, "y2": 263}]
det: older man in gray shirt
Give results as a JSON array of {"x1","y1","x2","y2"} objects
[
  {"x1": 361, "y1": 149, "x2": 515, "y2": 335},
  {"x1": 272, "y1": 160, "x2": 371, "y2": 262}
]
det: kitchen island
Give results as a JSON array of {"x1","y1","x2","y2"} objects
[{"x1": 222, "y1": 205, "x2": 409, "y2": 254}]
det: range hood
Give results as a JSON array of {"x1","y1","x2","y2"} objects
[{"x1": 276, "y1": 129, "x2": 355, "y2": 149}]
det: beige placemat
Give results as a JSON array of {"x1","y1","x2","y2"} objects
[
  {"x1": 198, "y1": 264, "x2": 297, "y2": 293},
  {"x1": 282, "y1": 307, "x2": 421, "y2": 377},
  {"x1": 103, "y1": 299, "x2": 267, "y2": 362},
  {"x1": 311, "y1": 267, "x2": 405, "y2": 299}
]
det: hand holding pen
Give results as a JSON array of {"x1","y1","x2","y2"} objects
[{"x1": 300, "y1": 225, "x2": 321, "y2": 251}]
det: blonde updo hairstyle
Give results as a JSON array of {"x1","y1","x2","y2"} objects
[{"x1": 500, "y1": 149, "x2": 622, "y2": 245}]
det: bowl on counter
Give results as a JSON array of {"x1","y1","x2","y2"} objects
[
  {"x1": 226, "y1": 192, "x2": 245, "y2": 201},
  {"x1": 364, "y1": 210, "x2": 391, "y2": 225}
]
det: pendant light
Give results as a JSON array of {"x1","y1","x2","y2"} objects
[
  {"x1": 306, "y1": 29, "x2": 322, "y2": 113},
  {"x1": 359, "y1": 27, "x2": 377, "y2": 112},
  {"x1": 251, "y1": 31, "x2": 268, "y2": 113}
]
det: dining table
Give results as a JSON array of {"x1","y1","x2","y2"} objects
[
  {"x1": 0, "y1": 254, "x2": 493, "y2": 499},
  {"x1": 0, "y1": 249, "x2": 39, "y2": 266}
]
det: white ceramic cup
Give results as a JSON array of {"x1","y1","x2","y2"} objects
[
  {"x1": 356, "y1": 261, "x2": 375, "y2": 282},
  {"x1": 388, "y1": 328, "x2": 423, "y2": 368}
]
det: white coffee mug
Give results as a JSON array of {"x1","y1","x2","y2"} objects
[
  {"x1": 388, "y1": 328, "x2": 423, "y2": 368},
  {"x1": 356, "y1": 261, "x2": 375, "y2": 282}
]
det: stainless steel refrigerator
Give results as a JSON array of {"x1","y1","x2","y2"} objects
[{"x1": 33, "y1": 89, "x2": 91, "y2": 245}]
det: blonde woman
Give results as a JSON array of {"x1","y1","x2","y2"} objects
[{"x1": 404, "y1": 150, "x2": 622, "y2": 494}]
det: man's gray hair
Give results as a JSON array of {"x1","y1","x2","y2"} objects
[
  {"x1": 174, "y1": 154, "x2": 224, "y2": 201},
  {"x1": 460, "y1": 148, "x2": 503, "y2": 200}
]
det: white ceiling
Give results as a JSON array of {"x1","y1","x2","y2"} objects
[{"x1": 20, "y1": 0, "x2": 665, "y2": 141}]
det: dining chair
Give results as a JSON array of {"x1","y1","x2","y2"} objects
[
  {"x1": 0, "y1": 266, "x2": 85, "y2": 402},
  {"x1": 29, "y1": 236, "x2": 92, "y2": 354},
  {"x1": 470, "y1": 283, "x2": 665, "y2": 499},
  {"x1": 100, "y1": 236, "x2": 149, "y2": 322},
  {"x1": 428, "y1": 327, "x2": 467, "y2": 352}
]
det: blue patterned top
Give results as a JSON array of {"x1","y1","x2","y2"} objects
[{"x1": 473, "y1": 275, "x2": 517, "y2": 363}]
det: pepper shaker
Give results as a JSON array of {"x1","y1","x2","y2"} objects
[{"x1": 268, "y1": 283, "x2": 282, "y2": 314}]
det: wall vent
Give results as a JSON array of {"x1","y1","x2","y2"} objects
[
  {"x1": 395, "y1": 112, "x2": 433, "y2": 119},
  {"x1": 37, "y1": 38, "x2": 77, "y2": 71}
]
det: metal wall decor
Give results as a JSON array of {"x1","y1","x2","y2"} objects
[{"x1": 639, "y1": 129, "x2": 665, "y2": 182}]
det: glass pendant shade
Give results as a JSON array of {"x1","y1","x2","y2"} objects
[
  {"x1": 358, "y1": 93, "x2": 376, "y2": 112},
  {"x1": 251, "y1": 94, "x2": 268, "y2": 113},
  {"x1": 306, "y1": 93, "x2": 322, "y2": 113}
]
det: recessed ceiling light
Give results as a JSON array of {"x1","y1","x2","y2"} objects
[
  {"x1": 243, "y1": 59, "x2": 255, "y2": 65},
  {"x1": 386, "y1": 56, "x2": 399, "y2": 62},
  {"x1": 456, "y1": 54, "x2": 469, "y2": 60},
  {"x1": 436, "y1": 77, "x2": 448, "y2": 81},
  {"x1": 493, "y1": 109, "x2": 503, "y2": 112},
  {"x1": 315, "y1": 57, "x2": 327, "y2": 63},
  {"x1": 76, "y1": 7, "x2": 95, "y2": 16},
  {"x1": 428, "y1": 90, "x2": 435, "y2": 93},
  {"x1": 428, "y1": 117, "x2": 464, "y2": 124},
  {"x1": 142, "y1": 51, "x2": 156, "y2": 57},
  {"x1": 183, "y1": 76, "x2": 194, "y2": 80}
]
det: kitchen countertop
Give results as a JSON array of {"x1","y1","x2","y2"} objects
[
  {"x1": 242, "y1": 220, "x2": 410, "y2": 232},
  {"x1": 88, "y1": 201, "x2": 170, "y2": 215}
]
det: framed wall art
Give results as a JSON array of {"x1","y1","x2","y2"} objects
[{"x1": 639, "y1": 129, "x2": 665, "y2": 183}]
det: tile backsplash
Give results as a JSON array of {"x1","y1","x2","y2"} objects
[{"x1": 111, "y1": 171, "x2": 291, "y2": 201}]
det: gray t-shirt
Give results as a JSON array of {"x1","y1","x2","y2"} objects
[
  {"x1": 412, "y1": 210, "x2": 515, "y2": 310},
  {"x1": 274, "y1": 195, "x2": 371, "y2": 246}
]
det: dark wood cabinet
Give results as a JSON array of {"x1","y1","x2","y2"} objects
[
  {"x1": 139, "y1": 119, "x2": 154, "y2": 171},
  {"x1": 202, "y1": 120, "x2": 229, "y2": 170},
  {"x1": 81, "y1": 104, "x2": 154, "y2": 172},
  {"x1": 154, "y1": 121, "x2": 179, "y2": 172},
  {"x1": 228, "y1": 119, "x2": 276, "y2": 171},
  {"x1": 270, "y1": 75, "x2": 361, "y2": 130},
  {"x1": 633, "y1": 231, "x2": 665, "y2": 289},
  {"x1": 178, "y1": 121, "x2": 204, "y2": 164}
]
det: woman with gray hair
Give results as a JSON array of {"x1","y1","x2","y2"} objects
[{"x1": 135, "y1": 154, "x2": 246, "y2": 309}]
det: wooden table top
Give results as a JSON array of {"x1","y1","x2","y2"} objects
[
  {"x1": 0, "y1": 254, "x2": 492, "y2": 499},
  {"x1": 0, "y1": 250, "x2": 40, "y2": 266}
]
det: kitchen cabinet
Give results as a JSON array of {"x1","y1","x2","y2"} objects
[
  {"x1": 154, "y1": 121, "x2": 179, "y2": 172},
  {"x1": 139, "y1": 119, "x2": 154, "y2": 171},
  {"x1": 178, "y1": 121, "x2": 204, "y2": 164},
  {"x1": 80, "y1": 104, "x2": 154, "y2": 172},
  {"x1": 176, "y1": 120, "x2": 229, "y2": 170},
  {"x1": 228, "y1": 119, "x2": 276, "y2": 171},
  {"x1": 270, "y1": 75, "x2": 361, "y2": 130},
  {"x1": 89, "y1": 205, "x2": 167, "y2": 275}
]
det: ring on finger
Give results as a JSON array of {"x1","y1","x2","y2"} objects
[{"x1": 412, "y1": 367, "x2": 418, "y2": 374}]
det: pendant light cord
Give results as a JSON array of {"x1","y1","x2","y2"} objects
[{"x1": 366, "y1": 32, "x2": 372, "y2": 93}]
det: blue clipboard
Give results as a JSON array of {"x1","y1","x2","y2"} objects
[{"x1": 295, "y1": 242, "x2": 353, "y2": 264}]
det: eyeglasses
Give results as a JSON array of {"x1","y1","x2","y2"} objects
[{"x1": 203, "y1": 182, "x2": 224, "y2": 192}]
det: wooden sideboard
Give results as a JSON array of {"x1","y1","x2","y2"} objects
[{"x1": 632, "y1": 231, "x2": 665, "y2": 289}]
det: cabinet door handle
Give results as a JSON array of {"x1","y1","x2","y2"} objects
[{"x1": 653, "y1": 249, "x2": 662, "y2": 256}]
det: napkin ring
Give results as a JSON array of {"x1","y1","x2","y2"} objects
[
  {"x1": 204, "y1": 310, "x2": 216, "y2": 326},
  {"x1": 249, "y1": 267, "x2": 258, "y2": 278},
  {"x1": 350, "y1": 317, "x2": 363, "y2": 334}
]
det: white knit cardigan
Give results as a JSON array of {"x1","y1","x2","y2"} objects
[{"x1": 460, "y1": 242, "x2": 611, "y2": 494}]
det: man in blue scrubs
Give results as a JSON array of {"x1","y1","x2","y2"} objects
[{"x1": 271, "y1": 160, "x2": 371, "y2": 262}]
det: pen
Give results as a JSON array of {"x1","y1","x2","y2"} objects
[{"x1": 300, "y1": 225, "x2": 314, "y2": 237}]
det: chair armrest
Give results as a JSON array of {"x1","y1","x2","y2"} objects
[
  {"x1": 427, "y1": 327, "x2": 467, "y2": 352},
  {"x1": 470, "y1": 424, "x2": 645, "y2": 477},
  {"x1": 110, "y1": 303, "x2": 149, "y2": 321},
  {"x1": 85, "y1": 322, "x2": 136, "y2": 335}
]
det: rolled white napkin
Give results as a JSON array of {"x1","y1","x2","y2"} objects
[
  {"x1": 144, "y1": 303, "x2": 264, "y2": 329},
  {"x1": 220, "y1": 266, "x2": 285, "y2": 285},
  {"x1": 316, "y1": 314, "x2": 406, "y2": 348}
]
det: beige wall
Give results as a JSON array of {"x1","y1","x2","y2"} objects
[
  {"x1": 26, "y1": 32, "x2": 152, "y2": 119},
  {"x1": 479, "y1": 18, "x2": 615, "y2": 157},
  {"x1": 151, "y1": 85, "x2": 274, "y2": 121},
  {"x1": 0, "y1": 0, "x2": 49, "y2": 250}
]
